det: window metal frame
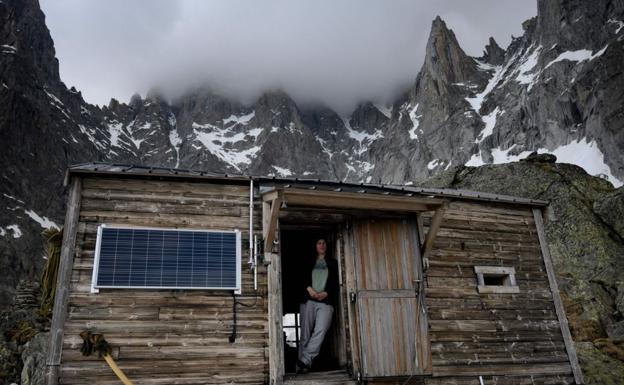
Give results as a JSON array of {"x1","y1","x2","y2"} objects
[
  {"x1": 91, "y1": 224, "x2": 242, "y2": 294},
  {"x1": 283, "y1": 312, "x2": 301, "y2": 349}
]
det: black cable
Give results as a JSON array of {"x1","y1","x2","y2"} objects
[
  {"x1": 229, "y1": 291, "x2": 237, "y2": 343},
  {"x1": 229, "y1": 293, "x2": 261, "y2": 343}
]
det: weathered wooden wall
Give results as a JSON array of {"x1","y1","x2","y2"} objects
[
  {"x1": 58, "y1": 177, "x2": 267, "y2": 385},
  {"x1": 58, "y1": 176, "x2": 577, "y2": 384},
  {"x1": 421, "y1": 201, "x2": 574, "y2": 384}
]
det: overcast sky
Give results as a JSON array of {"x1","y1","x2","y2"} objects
[{"x1": 40, "y1": 0, "x2": 536, "y2": 114}]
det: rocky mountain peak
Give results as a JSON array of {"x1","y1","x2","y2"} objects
[
  {"x1": 349, "y1": 101, "x2": 389, "y2": 134},
  {"x1": 128, "y1": 93, "x2": 143, "y2": 109},
  {"x1": 254, "y1": 89, "x2": 301, "y2": 128},
  {"x1": 482, "y1": 37, "x2": 506, "y2": 65},
  {"x1": 423, "y1": 16, "x2": 480, "y2": 84}
]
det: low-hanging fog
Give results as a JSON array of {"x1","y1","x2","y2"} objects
[{"x1": 40, "y1": 0, "x2": 536, "y2": 114}]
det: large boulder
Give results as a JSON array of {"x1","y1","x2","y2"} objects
[{"x1": 20, "y1": 332, "x2": 48, "y2": 385}]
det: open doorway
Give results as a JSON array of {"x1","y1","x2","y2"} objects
[{"x1": 280, "y1": 228, "x2": 346, "y2": 374}]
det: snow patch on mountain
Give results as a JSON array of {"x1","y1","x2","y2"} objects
[
  {"x1": 465, "y1": 151, "x2": 486, "y2": 167},
  {"x1": 223, "y1": 111, "x2": 255, "y2": 126},
  {"x1": 608, "y1": 19, "x2": 624, "y2": 34},
  {"x1": 465, "y1": 139, "x2": 621, "y2": 187},
  {"x1": 45, "y1": 90, "x2": 71, "y2": 120},
  {"x1": 3, "y1": 194, "x2": 24, "y2": 204},
  {"x1": 272, "y1": 166, "x2": 293, "y2": 177},
  {"x1": 107, "y1": 121, "x2": 123, "y2": 148},
  {"x1": 466, "y1": 64, "x2": 503, "y2": 114},
  {"x1": 2, "y1": 224, "x2": 22, "y2": 238},
  {"x1": 408, "y1": 104, "x2": 423, "y2": 140},
  {"x1": 427, "y1": 159, "x2": 441, "y2": 170},
  {"x1": 541, "y1": 138, "x2": 622, "y2": 187},
  {"x1": 24, "y1": 209, "x2": 59, "y2": 229},
  {"x1": 192, "y1": 122, "x2": 261, "y2": 170},
  {"x1": 515, "y1": 46, "x2": 542, "y2": 90},
  {"x1": 343, "y1": 117, "x2": 383, "y2": 155},
  {"x1": 130, "y1": 136, "x2": 145, "y2": 149},
  {"x1": 78, "y1": 124, "x2": 106, "y2": 150},
  {"x1": 544, "y1": 46, "x2": 608, "y2": 69},
  {"x1": 475, "y1": 107, "x2": 501, "y2": 143},
  {"x1": 316, "y1": 137, "x2": 333, "y2": 159},
  {"x1": 1, "y1": 44, "x2": 17, "y2": 54},
  {"x1": 168, "y1": 129, "x2": 182, "y2": 168}
]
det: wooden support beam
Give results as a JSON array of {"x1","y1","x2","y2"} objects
[
  {"x1": 533, "y1": 208, "x2": 584, "y2": 385},
  {"x1": 263, "y1": 194, "x2": 282, "y2": 252},
  {"x1": 421, "y1": 207, "x2": 445, "y2": 269},
  {"x1": 261, "y1": 188, "x2": 445, "y2": 212},
  {"x1": 46, "y1": 177, "x2": 82, "y2": 385},
  {"x1": 415, "y1": 213, "x2": 425, "y2": 247},
  {"x1": 266, "y1": 251, "x2": 284, "y2": 384}
]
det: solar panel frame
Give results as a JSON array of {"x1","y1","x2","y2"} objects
[{"x1": 90, "y1": 224, "x2": 242, "y2": 293}]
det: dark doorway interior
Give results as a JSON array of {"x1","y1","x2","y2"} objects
[{"x1": 281, "y1": 228, "x2": 342, "y2": 374}]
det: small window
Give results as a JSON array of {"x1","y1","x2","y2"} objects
[
  {"x1": 91, "y1": 225, "x2": 241, "y2": 293},
  {"x1": 474, "y1": 266, "x2": 519, "y2": 294},
  {"x1": 283, "y1": 313, "x2": 301, "y2": 348}
]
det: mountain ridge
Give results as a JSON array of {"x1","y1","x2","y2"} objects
[{"x1": 1, "y1": 0, "x2": 623, "y2": 307}]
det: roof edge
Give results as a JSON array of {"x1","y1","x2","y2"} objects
[{"x1": 67, "y1": 162, "x2": 549, "y2": 207}]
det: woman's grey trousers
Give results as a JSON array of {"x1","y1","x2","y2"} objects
[{"x1": 298, "y1": 300, "x2": 334, "y2": 367}]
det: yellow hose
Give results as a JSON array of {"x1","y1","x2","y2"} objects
[{"x1": 102, "y1": 353, "x2": 135, "y2": 385}]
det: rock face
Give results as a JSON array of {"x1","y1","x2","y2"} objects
[
  {"x1": 371, "y1": 0, "x2": 624, "y2": 185},
  {"x1": 420, "y1": 162, "x2": 624, "y2": 384},
  {"x1": 20, "y1": 332, "x2": 48, "y2": 385}
]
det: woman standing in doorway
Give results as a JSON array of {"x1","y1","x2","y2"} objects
[{"x1": 297, "y1": 238, "x2": 339, "y2": 374}]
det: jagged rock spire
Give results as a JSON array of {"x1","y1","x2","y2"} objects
[
  {"x1": 482, "y1": 37, "x2": 506, "y2": 65},
  {"x1": 423, "y1": 16, "x2": 480, "y2": 84}
]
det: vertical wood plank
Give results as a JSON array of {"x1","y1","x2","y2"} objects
[
  {"x1": 533, "y1": 208, "x2": 584, "y2": 385},
  {"x1": 343, "y1": 225, "x2": 362, "y2": 377},
  {"x1": 45, "y1": 177, "x2": 82, "y2": 385},
  {"x1": 411, "y1": 216, "x2": 432, "y2": 374},
  {"x1": 267, "y1": 252, "x2": 284, "y2": 385},
  {"x1": 335, "y1": 235, "x2": 348, "y2": 366},
  {"x1": 264, "y1": 199, "x2": 284, "y2": 384}
]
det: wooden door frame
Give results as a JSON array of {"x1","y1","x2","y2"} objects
[{"x1": 264, "y1": 202, "x2": 351, "y2": 384}]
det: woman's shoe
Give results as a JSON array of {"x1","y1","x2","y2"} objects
[{"x1": 296, "y1": 359, "x2": 309, "y2": 374}]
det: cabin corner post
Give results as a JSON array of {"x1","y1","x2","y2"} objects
[
  {"x1": 45, "y1": 177, "x2": 82, "y2": 385},
  {"x1": 533, "y1": 208, "x2": 584, "y2": 384}
]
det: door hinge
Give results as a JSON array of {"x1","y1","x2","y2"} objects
[{"x1": 349, "y1": 291, "x2": 357, "y2": 303}]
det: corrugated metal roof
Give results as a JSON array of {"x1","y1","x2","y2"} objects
[{"x1": 68, "y1": 162, "x2": 548, "y2": 207}]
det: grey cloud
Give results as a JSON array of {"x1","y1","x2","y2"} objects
[{"x1": 40, "y1": 0, "x2": 536, "y2": 114}]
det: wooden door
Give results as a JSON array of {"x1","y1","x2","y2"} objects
[{"x1": 347, "y1": 218, "x2": 430, "y2": 379}]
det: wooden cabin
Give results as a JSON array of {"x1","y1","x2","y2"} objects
[{"x1": 45, "y1": 163, "x2": 583, "y2": 385}]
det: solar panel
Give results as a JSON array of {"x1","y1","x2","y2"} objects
[{"x1": 91, "y1": 225, "x2": 241, "y2": 292}]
